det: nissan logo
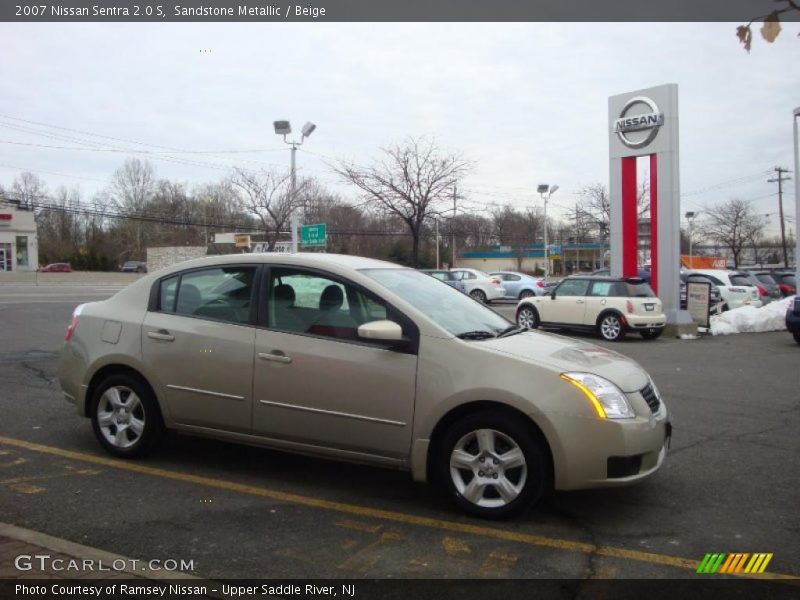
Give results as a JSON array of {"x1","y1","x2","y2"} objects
[{"x1": 613, "y1": 96, "x2": 664, "y2": 149}]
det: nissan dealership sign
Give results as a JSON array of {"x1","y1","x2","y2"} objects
[{"x1": 613, "y1": 96, "x2": 664, "y2": 149}]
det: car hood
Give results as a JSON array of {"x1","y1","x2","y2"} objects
[{"x1": 479, "y1": 331, "x2": 650, "y2": 392}]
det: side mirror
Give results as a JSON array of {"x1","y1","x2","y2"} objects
[
  {"x1": 358, "y1": 320, "x2": 405, "y2": 342},
  {"x1": 551, "y1": 290, "x2": 557, "y2": 300}
]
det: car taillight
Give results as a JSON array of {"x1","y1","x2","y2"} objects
[
  {"x1": 626, "y1": 300, "x2": 634, "y2": 314},
  {"x1": 779, "y1": 284, "x2": 795, "y2": 295},
  {"x1": 490, "y1": 278, "x2": 501, "y2": 285},
  {"x1": 755, "y1": 285, "x2": 768, "y2": 297},
  {"x1": 536, "y1": 281, "x2": 544, "y2": 288},
  {"x1": 65, "y1": 304, "x2": 85, "y2": 341}
]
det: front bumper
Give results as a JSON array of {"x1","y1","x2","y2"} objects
[{"x1": 540, "y1": 399, "x2": 670, "y2": 491}]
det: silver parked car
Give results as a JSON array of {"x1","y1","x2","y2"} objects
[{"x1": 59, "y1": 254, "x2": 670, "y2": 518}]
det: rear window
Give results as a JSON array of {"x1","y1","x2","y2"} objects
[
  {"x1": 755, "y1": 274, "x2": 776, "y2": 285},
  {"x1": 730, "y1": 274, "x2": 753, "y2": 286}
]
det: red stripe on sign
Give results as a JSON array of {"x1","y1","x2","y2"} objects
[
  {"x1": 0, "y1": 214, "x2": 12, "y2": 220},
  {"x1": 649, "y1": 153, "x2": 658, "y2": 294},
  {"x1": 621, "y1": 157, "x2": 638, "y2": 277}
]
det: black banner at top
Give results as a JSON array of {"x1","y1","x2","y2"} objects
[{"x1": 3, "y1": 0, "x2": 800, "y2": 22}]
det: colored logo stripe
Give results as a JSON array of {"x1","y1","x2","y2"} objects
[{"x1": 697, "y1": 553, "x2": 773, "y2": 574}]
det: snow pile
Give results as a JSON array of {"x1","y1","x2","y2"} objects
[{"x1": 710, "y1": 296, "x2": 794, "y2": 336}]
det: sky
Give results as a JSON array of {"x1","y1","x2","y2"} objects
[{"x1": 0, "y1": 22, "x2": 798, "y2": 236}]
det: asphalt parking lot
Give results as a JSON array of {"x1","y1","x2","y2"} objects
[{"x1": 0, "y1": 283, "x2": 798, "y2": 581}]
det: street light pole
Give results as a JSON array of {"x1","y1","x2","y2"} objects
[
  {"x1": 273, "y1": 120, "x2": 316, "y2": 253},
  {"x1": 537, "y1": 184, "x2": 558, "y2": 279},
  {"x1": 794, "y1": 106, "x2": 800, "y2": 283},
  {"x1": 685, "y1": 211, "x2": 697, "y2": 269},
  {"x1": 435, "y1": 216, "x2": 440, "y2": 269}
]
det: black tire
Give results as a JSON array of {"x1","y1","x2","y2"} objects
[
  {"x1": 470, "y1": 289, "x2": 488, "y2": 303},
  {"x1": 640, "y1": 328, "x2": 664, "y2": 340},
  {"x1": 517, "y1": 305, "x2": 540, "y2": 329},
  {"x1": 519, "y1": 289, "x2": 535, "y2": 300},
  {"x1": 436, "y1": 410, "x2": 549, "y2": 519},
  {"x1": 793, "y1": 331, "x2": 800, "y2": 345},
  {"x1": 90, "y1": 372, "x2": 164, "y2": 458},
  {"x1": 597, "y1": 312, "x2": 625, "y2": 341}
]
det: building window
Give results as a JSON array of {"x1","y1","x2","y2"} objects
[{"x1": 16, "y1": 236, "x2": 29, "y2": 267}]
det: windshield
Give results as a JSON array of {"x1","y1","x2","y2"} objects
[{"x1": 361, "y1": 268, "x2": 511, "y2": 337}]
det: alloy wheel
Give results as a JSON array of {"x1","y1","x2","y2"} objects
[
  {"x1": 96, "y1": 386, "x2": 146, "y2": 449},
  {"x1": 449, "y1": 428, "x2": 528, "y2": 508}
]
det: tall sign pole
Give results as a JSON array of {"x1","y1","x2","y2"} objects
[{"x1": 609, "y1": 84, "x2": 694, "y2": 336}]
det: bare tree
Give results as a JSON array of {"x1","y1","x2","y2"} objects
[
  {"x1": 112, "y1": 159, "x2": 155, "y2": 258},
  {"x1": 335, "y1": 137, "x2": 471, "y2": 266},
  {"x1": 231, "y1": 168, "x2": 297, "y2": 250},
  {"x1": 700, "y1": 198, "x2": 766, "y2": 268},
  {"x1": 11, "y1": 172, "x2": 47, "y2": 209}
]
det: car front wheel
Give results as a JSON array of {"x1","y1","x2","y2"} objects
[
  {"x1": 598, "y1": 313, "x2": 625, "y2": 341},
  {"x1": 517, "y1": 306, "x2": 539, "y2": 329},
  {"x1": 793, "y1": 331, "x2": 800, "y2": 345},
  {"x1": 470, "y1": 289, "x2": 488, "y2": 303},
  {"x1": 437, "y1": 411, "x2": 548, "y2": 519},
  {"x1": 90, "y1": 373, "x2": 164, "y2": 458}
]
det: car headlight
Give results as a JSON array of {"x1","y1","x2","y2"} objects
[{"x1": 560, "y1": 372, "x2": 635, "y2": 419}]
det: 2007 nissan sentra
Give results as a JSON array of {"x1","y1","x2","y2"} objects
[{"x1": 58, "y1": 253, "x2": 671, "y2": 518}]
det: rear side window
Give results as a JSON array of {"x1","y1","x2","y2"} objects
[
  {"x1": 589, "y1": 281, "x2": 614, "y2": 297},
  {"x1": 158, "y1": 266, "x2": 256, "y2": 325}
]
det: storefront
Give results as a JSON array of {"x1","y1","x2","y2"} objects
[{"x1": 0, "y1": 199, "x2": 38, "y2": 272}]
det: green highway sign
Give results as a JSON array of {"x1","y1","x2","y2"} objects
[{"x1": 300, "y1": 223, "x2": 327, "y2": 247}]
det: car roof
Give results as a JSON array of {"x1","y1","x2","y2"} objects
[
  {"x1": 155, "y1": 252, "x2": 409, "y2": 273},
  {"x1": 562, "y1": 275, "x2": 644, "y2": 283}
]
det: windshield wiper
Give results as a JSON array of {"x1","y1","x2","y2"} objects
[
  {"x1": 456, "y1": 330, "x2": 497, "y2": 340},
  {"x1": 496, "y1": 324, "x2": 525, "y2": 338}
]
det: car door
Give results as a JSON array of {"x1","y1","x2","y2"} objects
[
  {"x1": 251, "y1": 266, "x2": 418, "y2": 459},
  {"x1": 141, "y1": 265, "x2": 258, "y2": 433},
  {"x1": 584, "y1": 280, "x2": 618, "y2": 326},
  {"x1": 500, "y1": 274, "x2": 521, "y2": 299},
  {"x1": 545, "y1": 278, "x2": 590, "y2": 325}
]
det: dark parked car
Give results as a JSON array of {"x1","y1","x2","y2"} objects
[
  {"x1": 786, "y1": 296, "x2": 800, "y2": 344},
  {"x1": 420, "y1": 269, "x2": 466, "y2": 293},
  {"x1": 121, "y1": 261, "x2": 148, "y2": 273},
  {"x1": 743, "y1": 271, "x2": 781, "y2": 303},
  {"x1": 38, "y1": 263, "x2": 72, "y2": 273},
  {"x1": 772, "y1": 271, "x2": 797, "y2": 297},
  {"x1": 591, "y1": 267, "x2": 652, "y2": 284}
]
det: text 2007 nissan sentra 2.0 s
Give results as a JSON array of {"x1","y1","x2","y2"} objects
[{"x1": 58, "y1": 253, "x2": 671, "y2": 518}]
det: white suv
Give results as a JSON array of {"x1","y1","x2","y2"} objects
[
  {"x1": 450, "y1": 268, "x2": 506, "y2": 303},
  {"x1": 683, "y1": 269, "x2": 761, "y2": 311}
]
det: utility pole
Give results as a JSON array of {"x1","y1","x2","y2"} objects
[
  {"x1": 452, "y1": 184, "x2": 457, "y2": 268},
  {"x1": 767, "y1": 167, "x2": 791, "y2": 268}
]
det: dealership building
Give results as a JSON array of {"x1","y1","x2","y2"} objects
[{"x1": 0, "y1": 199, "x2": 38, "y2": 272}]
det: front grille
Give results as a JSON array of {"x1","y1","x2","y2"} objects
[{"x1": 640, "y1": 382, "x2": 660, "y2": 413}]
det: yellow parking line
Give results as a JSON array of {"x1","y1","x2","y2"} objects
[{"x1": 1, "y1": 435, "x2": 797, "y2": 582}]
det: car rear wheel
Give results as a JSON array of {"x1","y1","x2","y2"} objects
[
  {"x1": 519, "y1": 290, "x2": 535, "y2": 300},
  {"x1": 598, "y1": 313, "x2": 625, "y2": 341},
  {"x1": 517, "y1": 306, "x2": 540, "y2": 329},
  {"x1": 437, "y1": 411, "x2": 547, "y2": 519},
  {"x1": 793, "y1": 331, "x2": 800, "y2": 345},
  {"x1": 470, "y1": 289, "x2": 487, "y2": 303},
  {"x1": 90, "y1": 373, "x2": 164, "y2": 458},
  {"x1": 640, "y1": 328, "x2": 663, "y2": 340}
]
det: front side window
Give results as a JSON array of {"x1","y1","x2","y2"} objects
[
  {"x1": 555, "y1": 279, "x2": 590, "y2": 297},
  {"x1": 268, "y1": 268, "x2": 396, "y2": 342},
  {"x1": 161, "y1": 266, "x2": 255, "y2": 325}
]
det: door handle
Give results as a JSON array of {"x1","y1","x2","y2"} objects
[
  {"x1": 147, "y1": 330, "x2": 175, "y2": 342},
  {"x1": 258, "y1": 351, "x2": 292, "y2": 364},
  {"x1": 576, "y1": 300, "x2": 585, "y2": 304}
]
